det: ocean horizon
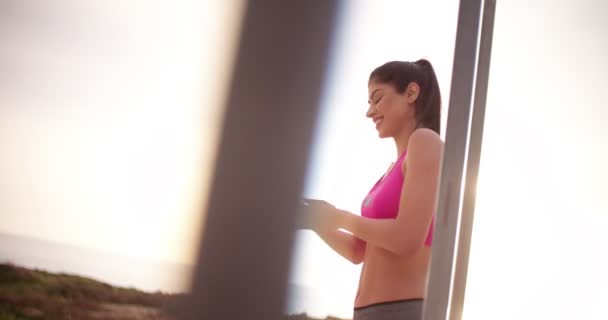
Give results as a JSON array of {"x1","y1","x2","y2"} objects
[{"x1": 0, "y1": 232, "x2": 347, "y2": 318}]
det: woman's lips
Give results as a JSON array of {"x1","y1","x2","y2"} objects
[{"x1": 374, "y1": 117, "x2": 383, "y2": 128}]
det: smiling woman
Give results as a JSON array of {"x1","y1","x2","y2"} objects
[
  {"x1": 367, "y1": 60, "x2": 441, "y2": 140},
  {"x1": 296, "y1": 59, "x2": 444, "y2": 320},
  {"x1": 286, "y1": 2, "x2": 459, "y2": 317}
]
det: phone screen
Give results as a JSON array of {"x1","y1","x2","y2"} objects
[{"x1": 300, "y1": 198, "x2": 325, "y2": 206}]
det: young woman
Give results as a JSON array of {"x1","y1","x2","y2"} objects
[{"x1": 296, "y1": 59, "x2": 444, "y2": 320}]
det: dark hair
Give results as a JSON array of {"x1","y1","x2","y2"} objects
[{"x1": 368, "y1": 59, "x2": 441, "y2": 134}]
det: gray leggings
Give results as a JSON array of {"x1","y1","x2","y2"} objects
[{"x1": 353, "y1": 299, "x2": 424, "y2": 320}]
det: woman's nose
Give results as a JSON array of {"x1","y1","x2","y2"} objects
[{"x1": 366, "y1": 106, "x2": 375, "y2": 118}]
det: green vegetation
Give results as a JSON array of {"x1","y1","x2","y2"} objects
[
  {"x1": 0, "y1": 263, "x2": 181, "y2": 319},
  {"x1": 0, "y1": 263, "x2": 347, "y2": 320}
]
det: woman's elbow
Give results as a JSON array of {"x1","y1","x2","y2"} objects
[
  {"x1": 350, "y1": 242, "x2": 367, "y2": 265},
  {"x1": 394, "y1": 238, "x2": 424, "y2": 257}
]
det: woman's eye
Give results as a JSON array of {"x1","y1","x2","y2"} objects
[{"x1": 374, "y1": 96, "x2": 383, "y2": 104}]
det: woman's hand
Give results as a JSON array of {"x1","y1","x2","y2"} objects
[{"x1": 295, "y1": 198, "x2": 338, "y2": 232}]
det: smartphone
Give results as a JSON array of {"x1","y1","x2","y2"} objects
[{"x1": 300, "y1": 198, "x2": 327, "y2": 206}]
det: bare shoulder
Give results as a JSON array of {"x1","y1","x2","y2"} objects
[
  {"x1": 409, "y1": 128, "x2": 443, "y2": 155},
  {"x1": 403, "y1": 128, "x2": 444, "y2": 172}
]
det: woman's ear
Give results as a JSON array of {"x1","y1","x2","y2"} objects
[{"x1": 406, "y1": 82, "x2": 420, "y2": 104}]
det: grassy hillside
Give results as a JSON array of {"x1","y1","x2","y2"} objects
[{"x1": 0, "y1": 263, "x2": 346, "y2": 320}]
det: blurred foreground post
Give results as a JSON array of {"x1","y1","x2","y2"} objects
[{"x1": 182, "y1": 1, "x2": 339, "y2": 320}]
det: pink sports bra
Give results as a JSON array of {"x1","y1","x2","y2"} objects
[{"x1": 360, "y1": 151, "x2": 434, "y2": 246}]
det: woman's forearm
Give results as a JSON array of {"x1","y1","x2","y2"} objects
[
  {"x1": 335, "y1": 209, "x2": 418, "y2": 256},
  {"x1": 313, "y1": 227, "x2": 366, "y2": 265}
]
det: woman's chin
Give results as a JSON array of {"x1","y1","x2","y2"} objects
[{"x1": 377, "y1": 130, "x2": 389, "y2": 138}]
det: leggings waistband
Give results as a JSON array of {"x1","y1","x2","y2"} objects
[{"x1": 354, "y1": 298, "x2": 424, "y2": 311}]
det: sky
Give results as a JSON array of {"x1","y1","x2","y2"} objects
[
  {"x1": 0, "y1": 0, "x2": 244, "y2": 265},
  {"x1": 1, "y1": 0, "x2": 607, "y2": 319}
]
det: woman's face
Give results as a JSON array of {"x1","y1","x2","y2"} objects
[{"x1": 366, "y1": 80, "x2": 419, "y2": 138}]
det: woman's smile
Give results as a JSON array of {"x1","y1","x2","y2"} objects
[{"x1": 373, "y1": 116, "x2": 384, "y2": 129}]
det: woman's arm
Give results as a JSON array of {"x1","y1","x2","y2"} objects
[
  {"x1": 296, "y1": 201, "x2": 367, "y2": 264},
  {"x1": 313, "y1": 227, "x2": 366, "y2": 265},
  {"x1": 320, "y1": 129, "x2": 443, "y2": 256}
]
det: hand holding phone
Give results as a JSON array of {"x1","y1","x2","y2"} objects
[
  {"x1": 295, "y1": 198, "x2": 335, "y2": 230},
  {"x1": 300, "y1": 198, "x2": 332, "y2": 207}
]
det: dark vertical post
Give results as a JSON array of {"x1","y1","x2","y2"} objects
[{"x1": 182, "y1": 1, "x2": 339, "y2": 320}]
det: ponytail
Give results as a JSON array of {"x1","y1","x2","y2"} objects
[{"x1": 414, "y1": 59, "x2": 441, "y2": 135}]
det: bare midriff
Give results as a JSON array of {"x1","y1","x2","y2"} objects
[{"x1": 354, "y1": 243, "x2": 431, "y2": 308}]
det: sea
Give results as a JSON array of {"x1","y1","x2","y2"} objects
[{"x1": 0, "y1": 232, "x2": 348, "y2": 318}]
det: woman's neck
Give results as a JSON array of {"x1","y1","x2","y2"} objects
[{"x1": 393, "y1": 123, "x2": 417, "y2": 160}]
